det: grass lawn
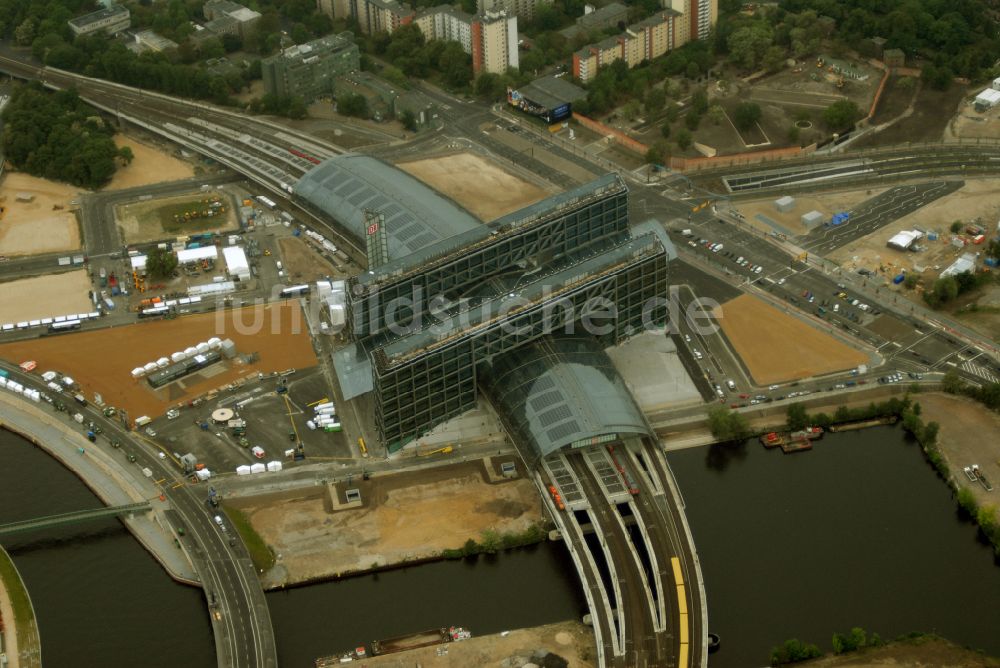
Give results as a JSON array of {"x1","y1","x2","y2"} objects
[
  {"x1": 222, "y1": 504, "x2": 276, "y2": 574},
  {"x1": 0, "y1": 545, "x2": 40, "y2": 661},
  {"x1": 139, "y1": 195, "x2": 229, "y2": 235}
]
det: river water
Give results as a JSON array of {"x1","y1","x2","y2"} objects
[
  {"x1": 667, "y1": 425, "x2": 1000, "y2": 666},
  {"x1": 4, "y1": 424, "x2": 1000, "y2": 668}
]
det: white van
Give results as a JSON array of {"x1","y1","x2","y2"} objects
[{"x1": 726, "y1": 379, "x2": 737, "y2": 391}]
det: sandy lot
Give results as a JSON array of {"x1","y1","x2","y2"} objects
[
  {"x1": 715, "y1": 294, "x2": 867, "y2": 384},
  {"x1": 277, "y1": 236, "x2": 343, "y2": 283},
  {"x1": 0, "y1": 173, "x2": 82, "y2": 256},
  {"x1": 917, "y1": 392, "x2": 1000, "y2": 526},
  {"x1": 115, "y1": 189, "x2": 239, "y2": 244},
  {"x1": 357, "y1": 620, "x2": 596, "y2": 668},
  {"x1": 733, "y1": 187, "x2": 884, "y2": 237},
  {"x1": 104, "y1": 134, "x2": 195, "y2": 191},
  {"x1": 829, "y1": 180, "x2": 1000, "y2": 281},
  {"x1": 0, "y1": 271, "x2": 92, "y2": 324},
  {"x1": 234, "y1": 459, "x2": 543, "y2": 586},
  {"x1": 0, "y1": 301, "x2": 317, "y2": 418},
  {"x1": 399, "y1": 152, "x2": 550, "y2": 222}
]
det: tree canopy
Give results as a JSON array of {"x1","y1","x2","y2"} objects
[
  {"x1": 2, "y1": 83, "x2": 122, "y2": 189},
  {"x1": 708, "y1": 405, "x2": 751, "y2": 442},
  {"x1": 822, "y1": 99, "x2": 862, "y2": 131}
]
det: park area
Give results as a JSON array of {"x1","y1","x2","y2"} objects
[
  {"x1": 231, "y1": 458, "x2": 543, "y2": 586},
  {"x1": 0, "y1": 173, "x2": 81, "y2": 257},
  {"x1": 114, "y1": 189, "x2": 239, "y2": 244},
  {"x1": 715, "y1": 294, "x2": 867, "y2": 384},
  {"x1": 104, "y1": 133, "x2": 196, "y2": 191},
  {"x1": 0, "y1": 271, "x2": 93, "y2": 324},
  {"x1": 399, "y1": 152, "x2": 550, "y2": 222},
  {"x1": 0, "y1": 301, "x2": 317, "y2": 419}
]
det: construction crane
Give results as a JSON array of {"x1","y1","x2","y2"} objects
[{"x1": 417, "y1": 445, "x2": 454, "y2": 457}]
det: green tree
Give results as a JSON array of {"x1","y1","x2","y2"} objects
[
  {"x1": 690, "y1": 87, "x2": 709, "y2": 115},
  {"x1": 787, "y1": 124, "x2": 801, "y2": 144},
  {"x1": 708, "y1": 405, "x2": 751, "y2": 442},
  {"x1": 733, "y1": 101, "x2": 762, "y2": 131},
  {"x1": 117, "y1": 146, "x2": 134, "y2": 166},
  {"x1": 903, "y1": 273, "x2": 919, "y2": 289},
  {"x1": 660, "y1": 122, "x2": 671, "y2": 139},
  {"x1": 822, "y1": 99, "x2": 862, "y2": 131},
  {"x1": 337, "y1": 93, "x2": 369, "y2": 118},
  {"x1": 727, "y1": 23, "x2": 773, "y2": 70},
  {"x1": 14, "y1": 18, "x2": 35, "y2": 46},
  {"x1": 685, "y1": 111, "x2": 701, "y2": 130},
  {"x1": 707, "y1": 104, "x2": 725, "y2": 125},
  {"x1": 770, "y1": 638, "x2": 822, "y2": 665},
  {"x1": 786, "y1": 403, "x2": 809, "y2": 430},
  {"x1": 399, "y1": 109, "x2": 417, "y2": 131},
  {"x1": 676, "y1": 128, "x2": 693, "y2": 150},
  {"x1": 645, "y1": 87, "x2": 666, "y2": 116},
  {"x1": 382, "y1": 65, "x2": 409, "y2": 89},
  {"x1": 762, "y1": 45, "x2": 787, "y2": 73},
  {"x1": 145, "y1": 247, "x2": 178, "y2": 279},
  {"x1": 949, "y1": 220, "x2": 963, "y2": 233}
]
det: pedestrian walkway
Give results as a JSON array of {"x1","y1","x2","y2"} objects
[
  {"x1": 0, "y1": 543, "x2": 41, "y2": 668},
  {"x1": 962, "y1": 361, "x2": 999, "y2": 384},
  {"x1": 0, "y1": 393, "x2": 199, "y2": 584}
]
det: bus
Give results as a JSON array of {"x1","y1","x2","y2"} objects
[
  {"x1": 49, "y1": 319, "x2": 81, "y2": 333},
  {"x1": 279, "y1": 284, "x2": 310, "y2": 298},
  {"x1": 138, "y1": 306, "x2": 169, "y2": 319},
  {"x1": 256, "y1": 195, "x2": 277, "y2": 210}
]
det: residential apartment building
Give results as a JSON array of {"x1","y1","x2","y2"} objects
[
  {"x1": 68, "y1": 4, "x2": 131, "y2": 38},
  {"x1": 471, "y1": 10, "x2": 518, "y2": 75},
  {"x1": 415, "y1": 7, "x2": 517, "y2": 75},
  {"x1": 476, "y1": 0, "x2": 549, "y2": 22},
  {"x1": 349, "y1": 0, "x2": 415, "y2": 34},
  {"x1": 261, "y1": 32, "x2": 361, "y2": 102},
  {"x1": 572, "y1": 0, "x2": 715, "y2": 82},
  {"x1": 415, "y1": 5, "x2": 474, "y2": 52}
]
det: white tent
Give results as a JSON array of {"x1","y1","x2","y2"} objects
[
  {"x1": 222, "y1": 246, "x2": 250, "y2": 281},
  {"x1": 143, "y1": 362, "x2": 158, "y2": 373},
  {"x1": 196, "y1": 342, "x2": 210, "y2": 353},
  {"x1": 131, "y1": 367, "x2": 146, "y2": 378},
  {"x1": 130, "y1": 255, "x2": 147, "y2": 271},
  {"x1": 266, "y1": 461, "x2": 283, "y2": 472},
  {"x1": 156, "y1": 357, "x2": 170, "y2": 368},
  {"x1": 184, "y1": 346, "x2": 198, "y2": 356},
  {"x1": 171, "y1": 352, "x2": 187, "y2": 363},
  {"x1": 176, "y1": 246, "x2": 218, "y2": 263},
  {"x1": 236, "y1": 465, "x2": 252, "y2": 476},
  {"x1": 250, "y1": 463, "x2": 266, "y2": 474}
]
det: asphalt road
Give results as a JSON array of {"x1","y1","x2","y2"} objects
[
  {"x1": 800, "y1": 180, "x2": 964, "y2": 254},
  {"x1": 0, "y1": 362, "x2": 278, "y2": 668}
]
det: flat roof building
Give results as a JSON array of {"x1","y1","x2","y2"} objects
[
  {"x1": 68, "y1": 4, "x2": 131, "y2": 37},
  {"x1": 261, "y1": 33, "x2": 360, "y2": 102},
  {"x1": 203, "y1": 0, "x2": 261, "y2": 38},
  {"x1": 132, "y1": 30, "x2": 179, "y2": 53},
  {"x1": 507, "y1": 75, "x2": 585, "y2": 123},
  {"x1": 560, "y1": 2, "x2": 629, "y2": 40},
  {"x1": 477, "y1": 0, "x2": 550, "y2": 21}
]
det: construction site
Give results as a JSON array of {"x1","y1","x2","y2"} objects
[
  {"x1": 0, "y1": 173, "x2": 82, "y2": 257},
  {"x1": 114, "y1": 189, "x2": 240, "y2": 243}
]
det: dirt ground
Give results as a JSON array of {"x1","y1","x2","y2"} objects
[
  {"x1": 800, "y1": 635, "x2": 1000, "y2": 667},
  {"x1": 355, "y1": 620, "x2": 597, "y2": 668},
  {"x1": 0, "y1": 270, "x2": 93, "y2": 324},
  {"x1": 0, "y1": 173, "x2": 81, "y2": 256},
  {"x1": 855, "y1": 82, "x2": 968, "y2": 148},
  {"x1": 828, "y1": 179, "x2": 1000, "y2": 281},
  {"x1": 115, "y1": 189, "x2": 239, "y2": 243},
  {"x1": 733, "y1": 187, "x2": 884, "y2": 237},
  {"x1": 951, "y1": 92, "x2": 1000, "y2": 140},
  {"x1": 103, "y1": 134, "x2": 196, "y2": 191},
  {"x1": 0, "y1": 301, "x2": 317, "y2": 418},
  {"x1": 233, "y1": 458, "x2": 543, "y2": 586},
  {"x1": 399, "y1": 152, "x2": 550, "y2": 222},
  {"x1": 916, "y1": 393, "x2": 1000, "y2": 526},
  {"x1": 276, "y1": 236, "x2": 341, "y2": 283},
  {"x1": 715, "y1": 294, "x2": 867, "y2": 384},
  {"x1": 869, "y1": 75, "x2": 919, "y2": 125}
]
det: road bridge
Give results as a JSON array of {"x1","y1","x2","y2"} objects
[
  {"x1": 0, "y1": 501, "x2": 151, "y2": 537},
  {"x1": 0, "y1": 363, "x2": 277, "y2": 668}
]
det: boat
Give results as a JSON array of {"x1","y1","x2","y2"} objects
[
  {"x1": 789, "y1": 426, "x2": 824, "y2": 440},
  {"x1": 760, "y1": 432, "x2": 785, "y2": 448},
  {"x1": 780, "y1": 437, "x2": 813, "y2": 454},
  {"x1": 371, "y1": 626, "x2": 471, "y2": 656},
  {"x1": 315, "y1": 646, "x2": 367, "y2": 666},
  {"x1": 965, "y1": 466, "x2": 979, "y2": 482}
]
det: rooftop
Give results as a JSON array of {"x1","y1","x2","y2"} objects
[
  {"x1": 516, "y1": 75, "x2": 586, "y2": 110},
  {"x1": 293, "y1": 154, "x2": 481, "y2": 263},
  {"x1": 69, "y1": 4, "x2": 128, "y2": 28}
]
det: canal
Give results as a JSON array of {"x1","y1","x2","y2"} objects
[
  {"x1": 667, "y1": 425, "x2": 1000, "y2": 666},
  {"x1": 4, "y1": 423, "x2": 1000, "y2": 667}
]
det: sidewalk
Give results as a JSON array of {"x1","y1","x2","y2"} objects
[{"x1": 0, "y1": 393, "x2": 199, "y2": 585}]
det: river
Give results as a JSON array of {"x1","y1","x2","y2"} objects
[
  {"x1": 667, "y1": 425, "x2": 1000, "y2": 666},
  {"x1": 4, "y1": 424, "x2": 1000, "y2": 667}
]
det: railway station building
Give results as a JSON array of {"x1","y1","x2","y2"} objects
[{"x1": 292, "y1": 159, "x2": 675, "y2": 451}]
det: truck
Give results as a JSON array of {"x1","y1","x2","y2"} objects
[
  {"x1": 681, "y1": 229, "x2": 693, "y2": 237},
  {"x1": 74, "y1": 393, "x2": 87, "y2": 406},
  {"x1": 73, "y1": 413, "x2": 85, "y2": 424},
  {"x1": 58, "y1": 256, "x2": 71, "y2": 266}
]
